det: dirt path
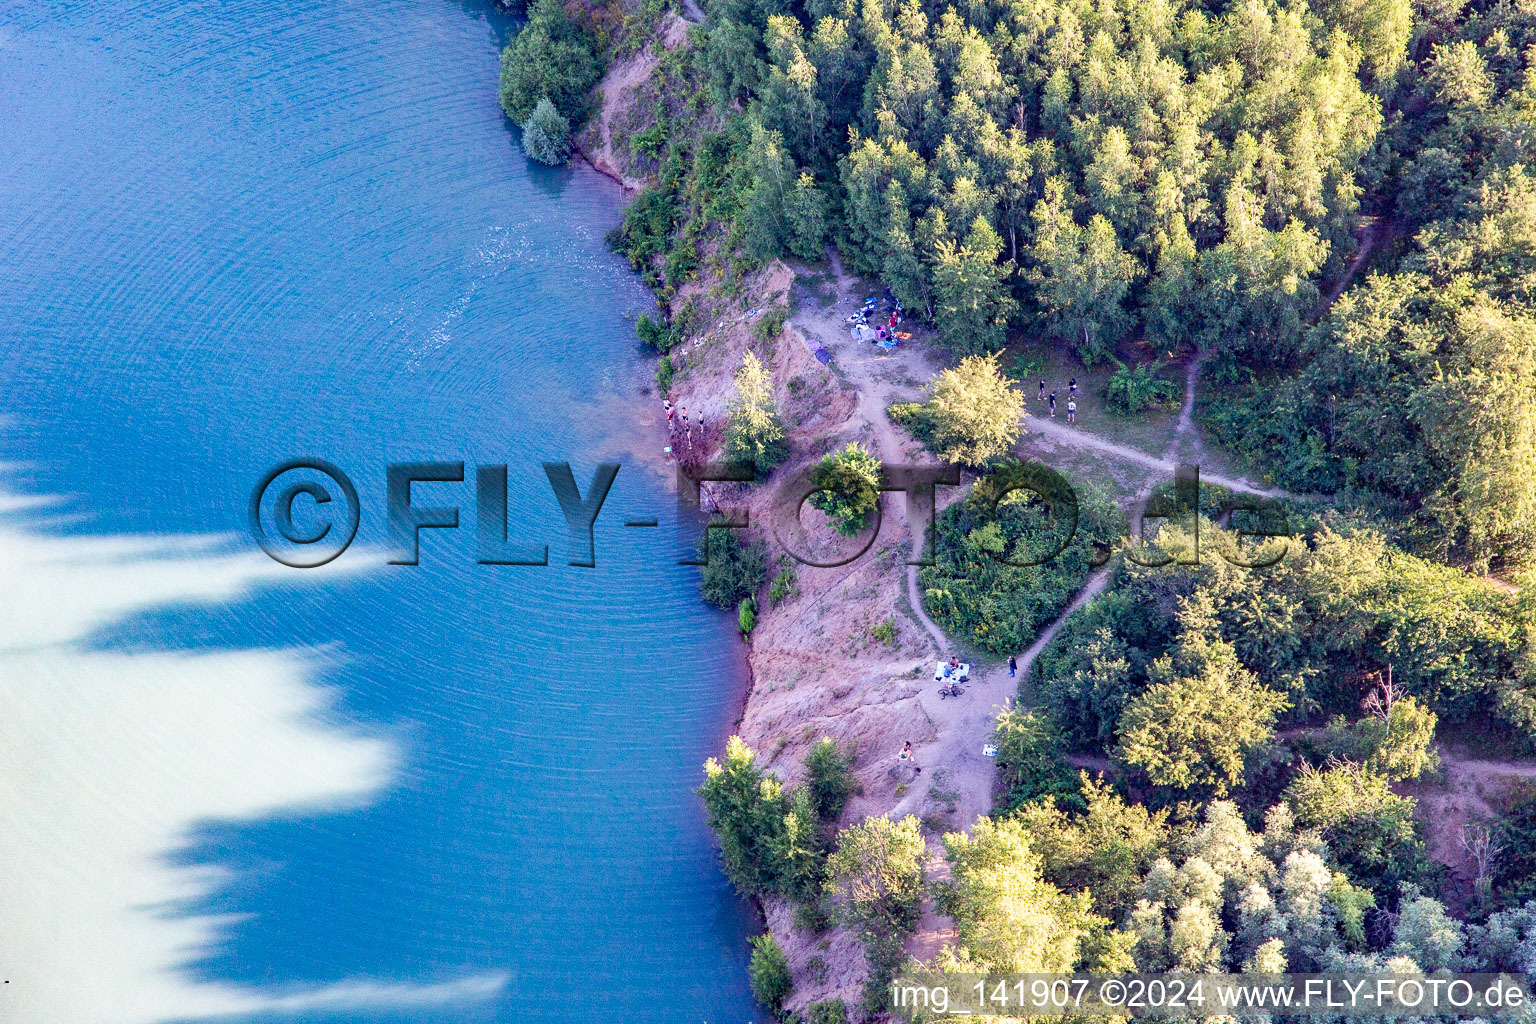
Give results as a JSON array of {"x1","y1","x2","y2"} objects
[
  {"x1": 790, "y1": 250, "x2": 951, "y2": 653},
  {"x1": 1401, "y1": 744, "x2": 1536, "y2": 901},
  {"x1": 785, "y1": 255, "x2": 1242, "y2": 964},
  {"x1": 786, "y1": 257, "x2": 1240, "y2": 828},
  {"x1": 1321, "y1": 216, "x2": 1398, "y2": 309}
]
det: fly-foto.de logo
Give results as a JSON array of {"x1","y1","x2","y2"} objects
[{"x1": 249, "y1": 459, "x2": 1292, "y2": 570}]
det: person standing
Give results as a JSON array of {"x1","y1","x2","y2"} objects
[
  {"x1": 1048, "y1": 392, "x2": 1056, "y2": 418},
  {"x1": 664, "y1": 399, "x2": 674, "y2": 425},
  {"x1": 1039, "y1": 379, "x2": 1046, "y2": 402},
  {"x1": 682, "y1": 406, "x2": 691, "y2": 447},
  {"x1": 696, "y1": 409, "x2": 704, "y2": 441},
  {"x1": 1067, "y1": 399, "x2": 1076, "y2": 424},
  {"x1": 1008, "y1": 656, "x2": 1017, "y2": 678},
  {"x1": 1069, "y1": 377, "x2": 1077, "y2": 397}
]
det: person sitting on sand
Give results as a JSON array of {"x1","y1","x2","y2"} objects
[{"x1": 898, "y1": 741, "x2": 920, "y2": 774}]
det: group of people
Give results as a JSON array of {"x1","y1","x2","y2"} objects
[
  {"x1": 1037, "y1": 376, "x2": 1078, "y2": 424},
  {"x1": 898, "y1": 653, "x2": 1021, "y2": 771},
  {"x1": 662, "y1": 398, "x2": 705, "y2": 450}
]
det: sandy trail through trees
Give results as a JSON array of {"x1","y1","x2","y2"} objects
[{"x1": 787, "y1": 267, "x2": 1234, "y2": 961}]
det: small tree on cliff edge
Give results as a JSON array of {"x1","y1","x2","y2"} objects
[{"x1": 724, "y1": 350, "x2": 789, "y2": 474}]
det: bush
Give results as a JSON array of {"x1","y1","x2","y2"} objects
[
  {"x1": 809, "y1": 443, "x2": 882, "y2": 537},
  {"x1": 769, "y1": 560, "x2": 798, "y2": 605},
  {"x1": 887, "y1": 402, "x2": 937, "y2": 451},
  {"x1": 520, "y1": 97, "x2": 571, "y2": 166},
  {"x1": 697, "y1": 526, "x2": 766, "y2": 609},
  {"x1": 1492, "y1": 783, "x2": 1536, "y2": 907},
  {"x1": 804, "y1": 737, "x2": 856, "y2": 823},
  {"x1": 751, "y1": 302, "x2": 790, "y2": 343},
  {"x1": 919, "y1": 470, "x2": 1125, "y2": 653},
  {"x1": 1104, "y1": 359, "x2": 1180, "y2": 413},
  {"x1": 748, "y1": 932, "x2": 792, "y2": 1011},
  {"x1": 738, "y1": 596, "x2": 756, "y2": 635},
  {"x1": 806, "y1": 998, "x2": 849, "y2": 1024},
  {"x1": 992, "y1": 706, "x2": 1080, "y2": 812}
]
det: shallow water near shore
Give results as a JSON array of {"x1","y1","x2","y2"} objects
[{"x1": 0, "y1": 1, "x2": 758, "y2": 1021}]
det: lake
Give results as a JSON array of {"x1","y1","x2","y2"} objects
[{"x1": 0, "y1": 0, "x2": 759, "y2": 1020}]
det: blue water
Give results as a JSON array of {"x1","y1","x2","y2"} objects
[{"x1": 0, "y1": 1, "x2": 759, "y2": 1021}]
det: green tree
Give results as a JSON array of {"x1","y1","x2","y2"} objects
[
  {"x1": 991, "y1": 705, "x2": 1079, "y2": 812},
  {"x1": 1285, "y1": 761, "x2": 1424, "y2": 897},
  {"x1": 931, "y1": 216, "x2": 1017, "y2": 356},
  {"x1": 723, "y1": 350, "x2": 789, "y2": 475},
  {"x1": 804, "y1": 737, "x2": 856, "y2": 823},
  {"x1": 700, "y1": 736, "x2": 792, "y2": 896},
  {"x1": 826, "y1": 815, "x2": 926, "y2": 1006},
  {"x1": 520, "y1": 97, "x2": 571, "y2": 166},
  {"x1": 921, "y1": 351, "x2": 1025, "y2": 467},
  {"x1": 782, "y1": 173, "x2": 829, "y2": 261},
  {"x1": 937, "y1": 816, "x2": 1099, "y2": 972},
  {"x1": 1352, "y1": 692, "x2": 1439, "y2": 781},
  {"x1": 809, "y1": 442, "x2": 882, "y2": 536},
  {"x1": 1116, "y1": 596, "x2": 1289, "y2": 796},
  {"x1": 1025, "y1": 179, "x2": 1139, "y2": 364},
  {"x1": 738, "y1": 123, "x2": 799, "y2": 262},
  {"x1": 1390, "y1": 885, "x2": 1471, "y2": 971},
  {"x1": 498, "y1": 0, "x2": 603, "y2": 125},
  {"x1": 1012, "y1": 776, "x2": 1175, "y2": 921},
  {"x1": 748, "y1": 932, "x2": 793, "y2": 1010},
  {"x1": 697, "y1": 527, "x2": 767, "y2": 609}
]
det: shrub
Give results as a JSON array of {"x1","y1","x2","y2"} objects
[
  {"x1": 738, "y1": 596, "x2": 756, "y2": 635},
  {"x1": 919, "y1": 470, "x2": 1124, "y2": 653},
  {"x1": 1492, "y1": 783, "x2": 1536, "y2": 907},
  {"x1": 769, "y1": 560, "x2": 798, "y2": 605},
  {"x1": 520, "y1": 97, "x2": 571, "y2": 166},
  {"x1": 809, "y1": 443, "x2": 882, "y2": 537},
  {"x1": 804, "y1": 737, "x2": 856, "y2": 823},
  {"x1": 635, "y1": 312, "x2": 678, "y2": 352},
  {"x1": 697, "y1": 527, "x2": 766, "y2": 609},
  {"x1": 748, "y1": 932, "x2": 792, "y2": 1011},
  {"x1": 1104, "y1": 359, "x2": 1180, "y2": 413},
  {"x1": 794, "y1": 896, "x2": 831, "y2": 933},
  {"x1": 868, "y1": 617, "x2": 897, "y2": 646},
  {"x1": 992, "y1": 706, "x2": 1080, "y2": 812},
  {"x1": 751, "y1": 302, "x2": 790, "y2": 343},
  {"x1": 806, "y1": 998, "x2": 849, "y2": 1024}
]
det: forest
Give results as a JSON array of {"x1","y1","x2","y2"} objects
[
  {"x1": 496, "y1": 0, "x2": 1536, "y2": 1016},
  {"x1": 506, "y1": 0, "x2": 1536, "y2": 574}
]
